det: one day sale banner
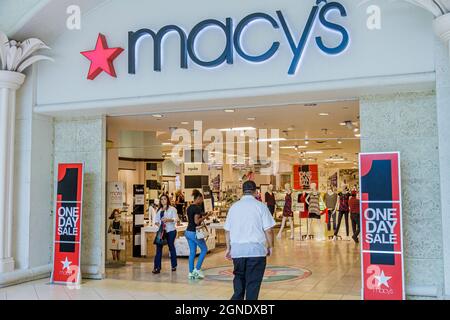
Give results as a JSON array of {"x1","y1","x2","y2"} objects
[
  {"x1": 359, "y1": 152, "x2": 405, "y2": 300},
  {"x1": 51, "y1": 163, "x2": 84, "y2": 285}
]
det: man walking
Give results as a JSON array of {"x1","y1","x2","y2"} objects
[{"x1": 224, "y1": 181, "x2": 276, "y2": 300}]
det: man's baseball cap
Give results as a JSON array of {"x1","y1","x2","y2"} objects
[{"x1": 243, "y1": 180, "x2": 257, "y2": 192}]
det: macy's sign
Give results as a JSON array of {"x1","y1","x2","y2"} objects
[{"x1": 81, "y1": 1, "x2": 349, "y2": 80}]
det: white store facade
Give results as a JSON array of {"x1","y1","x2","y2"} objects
[{"x1": 0, "y1": 0, "x2": 450, "y2": 299}]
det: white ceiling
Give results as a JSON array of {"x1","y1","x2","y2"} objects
[{"x1": 107, "y1": 100, "x2": 361, "y2": 168}]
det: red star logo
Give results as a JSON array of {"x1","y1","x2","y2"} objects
[{"x1": 81, "y1": 33, "x2": 124, "y2": 80}]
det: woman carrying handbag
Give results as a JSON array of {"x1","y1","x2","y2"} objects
[
  {"x1": 185, "y1": 189, "x2": 212, "y2": 280},
  {"x1": 152, "y1": 194, "x2": 178, "y2": 274}
]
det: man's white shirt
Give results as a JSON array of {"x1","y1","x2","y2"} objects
[{"x1": 224, "y1": 195, "x2": 276, "y2": 258}]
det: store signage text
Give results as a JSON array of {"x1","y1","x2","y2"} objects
[
  {"x1": 57, "y1": 206, "x2": 80, "y2": 236},
  {"x1": 360, "y1": 152, "x2": 405, "y2": 300},
  {"x1": 128, "y1": 1, "x2": 349, "y2": 76},
  {"x1": 364, "y1": 208, "x2": 398, "y2": 245}
]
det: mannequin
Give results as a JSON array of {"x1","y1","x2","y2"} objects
[
  {"x1": 148, "y1": 198, "x2": 159, "y2": 226},
  {"x1": 305, "y1": 183, "x2": 321, "y2": 239},
  {"x1": 265, "y1": 184, "x2": 276, "y2": 217},
  {"x1": 298, "y1": 191, "x2": 309, "y2": 240},
  {"x1": 324, "y1": 187, "x2": 338, "y2": 236},
  {"x1": 277, "y1": 183, "x2": 294, "y2": 240},
  {"x1": 333, "y1": 185, "x2": 351, "y2": 241}
]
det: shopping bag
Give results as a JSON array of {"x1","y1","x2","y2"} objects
[
  {"x1": 109, "y1": 234, "x2": 120, "y2": 250},
  {"x1": 118, "y1": 239, "x2": 126, "y2": 250}
]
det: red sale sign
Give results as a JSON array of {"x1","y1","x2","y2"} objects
[
  {"x1": 359, "y1": 152, "x2": 405, "y2": 300},
  {"x1": 293, "y1": 164, "x2": 318, "y2": 190},
  {"x1": 51, "y1": 163, "x2": 84, "y2": 285}
]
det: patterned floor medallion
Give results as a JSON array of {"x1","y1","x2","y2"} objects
[{"x1": 203, "y1": 265, "x2": 312, "y2": 283}]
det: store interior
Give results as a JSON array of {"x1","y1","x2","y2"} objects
[{"x1": 105, "y1": 100, "x2": 361, "y2": 277}]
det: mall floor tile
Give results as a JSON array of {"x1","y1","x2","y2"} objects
[{"x1": 1, "y1": 237, "x2": 361, "y2": 300}]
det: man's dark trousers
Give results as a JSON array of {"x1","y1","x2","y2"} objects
[{"x1": 231, "y1": 257, "x2": 267, "y2": 300}]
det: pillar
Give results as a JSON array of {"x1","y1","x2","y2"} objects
[
  {"x1": 0, "y1": 71, "x2": 25, "y2": 273},
  {"x1": 433, "y1": 13, "x2": 450, "y2": 297}
]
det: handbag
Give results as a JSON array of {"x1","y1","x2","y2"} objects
[
  {"x1": 196, "y1": 223, "x2": 210, "y2": 240},
  {"x1": 153, "y1": 224, "x2": 168, "y2": 246}
]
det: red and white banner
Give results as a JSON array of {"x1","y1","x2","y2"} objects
[
  {"x1": 359, "y1": 152, "x2": 405, "y2": 300},
  {"x1": 51, "y1": 163, "x2": 84, "y2": 285},
  {"x1": 293, "y1": 164, "x2": 318, "y2": 190}
]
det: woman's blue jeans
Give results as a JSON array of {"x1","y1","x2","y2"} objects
[{"x1": 185, "y1": 230, "x2": 208, "y2": 273}]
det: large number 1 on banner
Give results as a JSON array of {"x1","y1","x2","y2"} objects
[
  {"x1": 51, "y1": 163, "x2": 84, "y2": 285},
  {"x1": 359, "y1": 152, "x2": 405, "y2": 300}
]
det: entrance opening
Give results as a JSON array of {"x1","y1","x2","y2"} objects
[{"x1": 105, "y1": 100, "x2": 362, "y2": 300}]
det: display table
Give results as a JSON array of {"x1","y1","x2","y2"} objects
[
  {"x1": 140, "y1": 223, "x2": 188, "y2": 256},
  {"x1": 209, "y1": 222, "x2": 226, "y2": 246},
  {"x1": 175, "y1": 222, "x2": 217, "y2": 257}
]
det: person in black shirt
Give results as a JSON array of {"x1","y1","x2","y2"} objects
[{"x1": 185, "y1": 189, "x2": 212, "y2": 280}]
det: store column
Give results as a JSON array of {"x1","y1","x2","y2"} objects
[
  {"x1": 0, "y1": 71, "x2": 25, "y2": 273},
  {"x1": 434, "y1": 13, "x2": 450, "y2": 298}
]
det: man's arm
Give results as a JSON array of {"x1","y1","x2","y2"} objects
[
  {"x1": 225, "y1": 231, "x2": 232, "y2": 260},
  {"x1": 264, "y1": 228, "x2": 274, "y2": 256}
]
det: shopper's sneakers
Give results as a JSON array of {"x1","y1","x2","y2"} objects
[
  {"x1": 188, "y1": 272, "x2": 195, "y2": 280},
  {"x1": 332, "y1": 235, "x2": 337, "y2": 241},
  {"x1": 352, "y1": 235, "x2": 359, "y2": 243},
  {"x1": 194, "y1": 268, "x2": 205, "y2": 279}
]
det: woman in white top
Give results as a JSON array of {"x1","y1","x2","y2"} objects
[{"x1": 152, "y1": 194, "x2": 178, "y2": 274}]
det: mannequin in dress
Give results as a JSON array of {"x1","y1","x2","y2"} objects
[
  {"x1": 305, "y1": 183, "x2": 321, "y2": 239},
  {"x1": 265, "y1": 184, "x2": 276, "y2": 217},
  {"x1": 277, "y1": 183, "x2": 294, "y2": 240}
]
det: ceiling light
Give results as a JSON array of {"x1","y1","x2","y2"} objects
[
  {"x1": 337, "y1": 139, "x2": 343, "y2": 144},
  {"x1": 152, "y1": 114, "x2": 164, "y2": 118},
  {"x1": 224, "y1": 109, "x2": 235, "y2": 113},
  {"x1": 355, "y1": 133, "x2": 361, "y2": 138},
  {"x1": 319, "y1": 113, "x2": 329, "y2": 116},
  {"x1": 304, "y1": 140, "x2": 309, "y2": 145},
  {"x1": 305, "y1": 151, "x2": 323, "y2": 154},
  {"x1": 354, "y1": 128, "x2": 359, "y2": 132},
  {"x1": 161, "y1": 142, "x2": 173, "y2": 146},
  {"x1": 247, "y1": 117, "x2": 256, "y2": 121},
  {"x1": 181, "y1": 121, "x2": 189, "y2": 125}
]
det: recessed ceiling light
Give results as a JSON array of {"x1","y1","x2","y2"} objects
[
  {"x1": 319, "y1": 113, "x2": 329, "y2": 116},
  {"x1": 337, "y1": 139, "x2": 343, "y2": 144},
  {"x1": 247, "y1": 117, "x2": 256, "y2": 121},
  {"x1": 152, "y1": 114, "x2": 164, "y2": 118},
  {"x1": 354, "y1": 128, "x2": 359, "y2": 132},
  {"x1": 304, "y1": 140, "x2": 310, "y2": 145},
  {"x1": 305, "y1": 151, "x2": 323, "y2": 154},
  {"x1": 161, "y1": 142, "x2": 173, "y2": 146},
  {"x1": 355, "y1": 133, "x2": 361, "y2": 138},
  {"x1": 224, "y1": 109, "x2": 235, "y2": 113},
  {"x1": 181, "y1": 121, "x2": 189, "y2": 125}
]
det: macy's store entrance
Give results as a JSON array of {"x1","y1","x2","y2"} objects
[{"x1": 103, "y1": 100, "x2": 362, "y2": 300}]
